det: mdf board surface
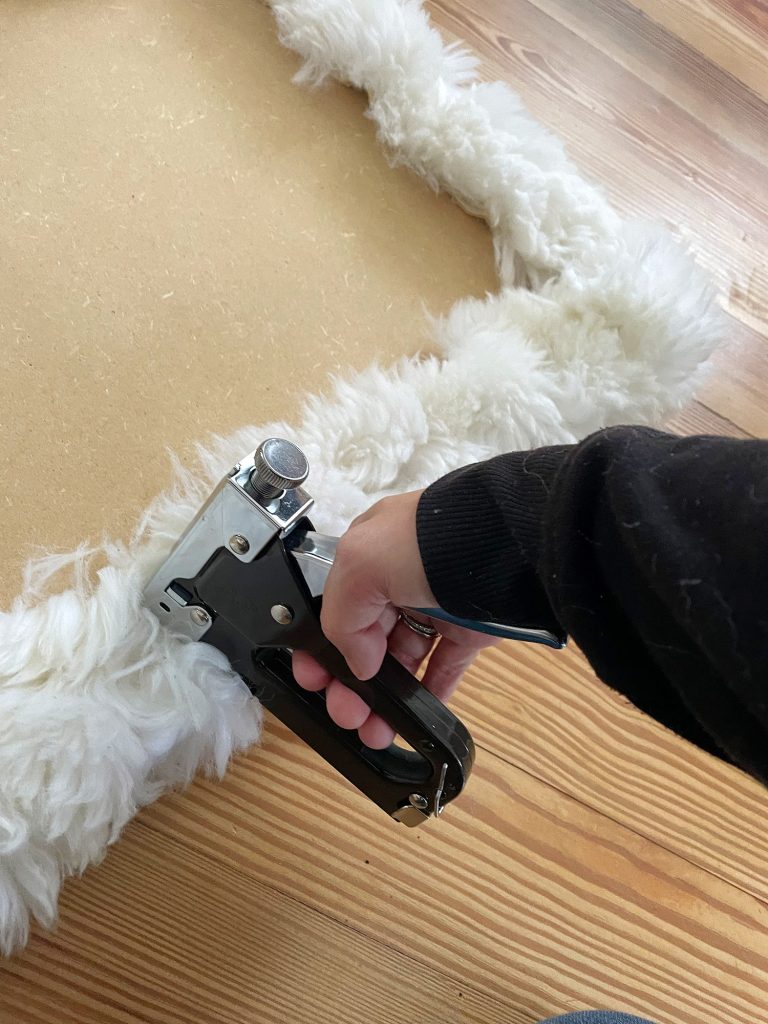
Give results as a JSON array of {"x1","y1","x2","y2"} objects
[
  {"x1": 2, "y1": 3, "x2": 768, "y2": 1024},
  {"x1": 0, "y1": 0, "x2": 496, "y2": 601}
]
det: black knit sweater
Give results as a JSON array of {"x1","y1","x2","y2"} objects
[{"x1": 416, "y1": 426, "x2": 768, "y2": 785}]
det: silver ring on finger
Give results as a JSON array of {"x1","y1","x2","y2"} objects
[{"x1": 399, "y1": 609, "x2": 440, "y2": 639}]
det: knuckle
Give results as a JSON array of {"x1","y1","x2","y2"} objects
[
  {"x1": 335, "y1": 529, "x2": 364, "y2": 566},
  {"x1": 430, "y1": 663, "x2": 456, "y2": 685},
  {"x1": 319, "y1": 604, "x2": 343, "y2": 640}
]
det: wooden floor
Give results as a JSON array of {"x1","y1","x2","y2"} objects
[{"x1": 2, "y1": 2, "x2": 767, "y2": 1022}]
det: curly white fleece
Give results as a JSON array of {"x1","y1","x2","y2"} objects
[{"x1": 0, "y1": 0, "x2": 722, "y2": 953}]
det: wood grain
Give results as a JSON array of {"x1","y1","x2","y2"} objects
[
  {"x1": 629, "y1": 0, "x2": 768, "y2": 103},
  {"x1": 454, "y1": 643, "x2": 768, "y2": 903},
  {"x1": 7, "y1": 724, "x2": 763, "y2": 1024},
  {"x1": 526, "y1": 0, "x2": 768, "y2": 165},
  {"x1": 426, "y1": 0, "x2": 768, "y2": 408},
  {"x1": 1, "y1": 817, "x2": 519, "y2": 1024},
  {"x1": 2, "y1": 2, "x2": 768, "y2": 1024},
  {"x1": 664, "y1": 399, "x2": 750, "y2": 440},
  {"x1": 696, "y1": 320, "x2": 768, "y2": 436}
]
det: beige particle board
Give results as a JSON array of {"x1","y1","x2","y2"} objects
[{"x1": 0, "y1": 0, "x2": 496, "y2": 601}]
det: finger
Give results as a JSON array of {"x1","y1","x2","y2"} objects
[
  {"x1": 351, "y1": 618, "x2": 435, "y2": 749},
  {"x1": 350, "y1": 618, "x2": 432, "y2": 748},
  {"x1": 356, "y1": 635, "x2": 462, "y2": 749},
  {"x1": 325, "y1": 677, "x2": 372, "y2": 731},
  {"x1": 358, "y1": 714, "x2": 396, "y2": 750},
  {"x1": 295, "y1": 607, "x2": 397, "y2": 692},
  {"x1": 351, "y1": 621, "x2": 437, "y2": 750},
  {"x1": 292, "y1": 650, "x2": 333, "y2": 692},
  {"x1": 421, "y1": 637, "x2": 482, "y2": 702},
  {"x1": 321, "y1": 561, "x2": 388, "y2": 681},
  {"x1": 386, "y1": 617, "x2": 435, "y2": 675},
  {"x1": 334, "y1": 620, "x2": 390, "y2": 682}
]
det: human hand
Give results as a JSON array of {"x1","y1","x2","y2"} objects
[{"x1": 291, "y1": 490, "x2": 498, "y2": 749}]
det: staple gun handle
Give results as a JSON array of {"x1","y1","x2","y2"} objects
[
  {"x1": 182, "y1": 534, "x2": 474, "y2": 825},
  {"x1": 307, "y1": 636, "x2": 475, "y2": 821},
  {"x1": 247, "y1": 640, "x2": 474, "y2": 825}
]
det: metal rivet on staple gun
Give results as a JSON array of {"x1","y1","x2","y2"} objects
[
  {"x1": 190, "y1": 607, "x2": 211, "y2": 627},
  {"x1": 229, "y1": 534, "x2": 250, "y2": 555},
  {"x1": 408, "y1": 793, "x2": 429, "y2": 811},
  {"x1": 270, "y1": 604, "x2": 294, "y2": 625}
]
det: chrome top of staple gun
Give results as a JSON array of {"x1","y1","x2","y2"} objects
[{"x1": 145, "y1": 440, "x2": 314, "y2": 642}]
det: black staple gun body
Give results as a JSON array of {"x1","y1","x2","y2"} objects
[{"x1": 144, "y1": 439, "x2": 565, "y2": 826}]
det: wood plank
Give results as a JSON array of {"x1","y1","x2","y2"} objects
[
  {"x1": 4, "y1": 678, "x2": 767, "y2": 1024},
  {"x1": 426, "y1": 0, "x2": 768, "y2": 390},
  {"x1": 453, "y1": 643, "x2": 768, "y2": 905},
  {"x1": 422, "y1": 0, "x2": 768, "y2": 981},
  {"x1": 696, "y1": 318, "x2": 768, "y2": 437},
  {"x1": 524, "y1": 0, "x2": 768, "y2": 165},
  {"x1": 0, "y1": 822, "x2": 517, "y2": 1024},
  {"x1": 664, "y1": 398, "x2": 751, "y2": 439},
  {"x1": 120, "y1": 726, "x2": 768, "y2": 1024},
  {"x1": 629, "y1": 0, "x2": 768, "y2": 103}
]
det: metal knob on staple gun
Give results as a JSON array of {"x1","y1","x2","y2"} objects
[{"x1": 144, "y1": 438, "x2": 566, "y2": 827}]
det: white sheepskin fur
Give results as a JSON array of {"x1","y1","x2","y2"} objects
[{"x1": 0, "y1": 0, "x2": 722, "y2": 953}]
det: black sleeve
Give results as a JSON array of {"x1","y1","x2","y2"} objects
[{"x1": 416, "y1": 426, "x2": 768, "y2": 784}]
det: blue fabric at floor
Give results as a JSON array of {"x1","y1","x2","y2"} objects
[{"x1": 541, "y1": 1013, "x2": 657, "y2": 1024}]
